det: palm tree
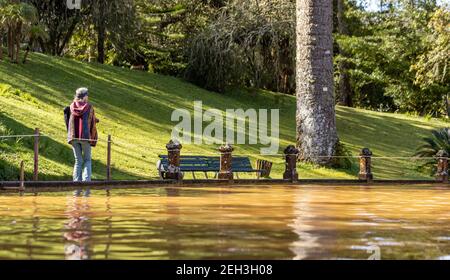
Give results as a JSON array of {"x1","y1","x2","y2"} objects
[
  {"x1": 2, "y1": 1, "x2": 38, "y2": 63},
  {"x1": 296, "y1": 0, "x2": 338, "y2": 165},
  {"x1": 22, "y1": 24, "x2": 47, "y2": 63},
  {"x1": 415, "y1": 128, "x2": 450, "y2": 174},
  {"x1": 0, "y1": 0, "x2": 8, "y2": 60},
  {"x1": 3, "y1": 0, "x2": 21, "y2": 62}
]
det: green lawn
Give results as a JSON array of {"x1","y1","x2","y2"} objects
[{"x1": 0, "y1": 52, "x2": 448, "y2": 181}]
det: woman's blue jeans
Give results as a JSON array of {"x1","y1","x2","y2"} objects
[{"x1": 71, "y1": 140, "x2": 92, "y2": 182}]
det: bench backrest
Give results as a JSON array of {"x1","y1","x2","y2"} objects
[{"x1": 158, "y1": 155, "x2": 254, "y2": 172}]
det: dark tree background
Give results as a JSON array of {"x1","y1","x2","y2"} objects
[{"x1": 1, "y1": 0, "x2": 449, "y2": 116}]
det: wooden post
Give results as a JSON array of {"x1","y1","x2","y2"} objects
[
  {"x1": 359, "y1": 148, "x2": 373, "y2": 182},
  {"x1": 33, "y1": 128, "x2": 39, "y2": 181},
  {"x1": 106, "y1": 135, "x2": 112, "y2": 181},
  {"x1": 218, "y1": 143, "x2": 234, "y2": 181},
  {"x1": 283, "y1": 145, "x2": 299, "y2": 182},
  {"x1": 166, "y1": 140, "x2": 183, "y2": 181},
  {"x1": 19, "y1": 160, "x2": 25, "y2": 191},
  {"x1": 435, "y1": 150, "x2": 449, "y2": 183}
]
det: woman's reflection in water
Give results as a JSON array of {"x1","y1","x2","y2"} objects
[
  {"x1": 73, "y1": 188, "x2": 91, "y2": 197},
  {"x1": 64, "y1": 188, "x2": 92, "y2": 260}
]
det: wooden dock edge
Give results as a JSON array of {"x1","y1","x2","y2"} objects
[{"x1": 1, "y1": 179, "x2": 448, "y2": 193}]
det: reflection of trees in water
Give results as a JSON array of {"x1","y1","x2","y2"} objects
[{"x1": 64, "y1": 191, "x2": 92, "y2": 260}]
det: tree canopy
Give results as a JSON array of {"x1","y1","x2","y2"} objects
[{"x1": 0, "y1": 0, "x2": 448, "y2": 116}]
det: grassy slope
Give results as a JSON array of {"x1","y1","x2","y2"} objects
[{"x1": 0, "y1": 52, "x2": 447, "y2": 180}]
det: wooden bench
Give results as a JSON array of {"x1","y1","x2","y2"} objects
[{"x1": 157, "y1": 155, "x2": 272, "y2": 179}]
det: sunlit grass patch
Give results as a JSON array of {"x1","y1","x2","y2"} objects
[{"x1": 0, "y1": 52, "x2": 448, "y2": 180}]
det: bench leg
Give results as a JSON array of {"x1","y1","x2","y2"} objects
[
  {"x1": 204, "y1": 172, "x2": 208, "y2": 179},
  {"x1": 157, "y1": 161, "x2": 164, "y2": 179},
  {"x1": 236, "y1": 173, "x2": 240, "y2": 179},
  {"x1": 192, "y1": 172, "x2": 196, "y2": 180}
]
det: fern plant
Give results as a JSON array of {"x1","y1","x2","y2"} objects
[{"x1": 414, "y1": 128, "x2": 450, "y2": 175}]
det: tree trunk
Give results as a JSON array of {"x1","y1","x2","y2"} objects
[
  {"x1": 88, "y1": 45, "x2": 95, "y2": 63},
  {"x1": 337, "y1": 0, "x2": 353, "y2": 107},
  {"x1": 57, "y1": 14, "x2": 81, "y2": 56},
  {"x1": 296, "y1": 0, "x2": 338, "y2": 165},
  {"x1": 445, "y1": 93, "x2": 450, "y2": 119},
  {"x1": 23, "y1": 47, "x2": 30, "y2": 64},
  {"x1": 0, "y1": 29, "x2": 3, "y2": 60},
  {"x1": 8, "y1": 26, "x2": 14, "y2": 61},
  {"x1": 97, "y1": 23, "x2": 105, "y2": 64},
  {"x1": 23, "y1": 38, "x2": 33, "y2": 64},
  {"x1": 96, "y1": 1, "x2": 106, "y2": 64},
  {"x1": 15, "y1": 22, "x2": 22, "y2": 64},
  {"x1": 9, "y1": 0, "x2": 20, "y2": 62},
  {"x1": 37, "y1": 37, "x2": 47, "y2": 54}
]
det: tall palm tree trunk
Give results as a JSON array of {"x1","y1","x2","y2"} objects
[
  {"x1": 8, "y1": 26, "x2": 14, "y2": 61},
  {"x1": 23, "y1": 39, "x2": 32, "y2": 64},
  {"x1": 296, "y1": 0, "x2": 338, "y2": 165},
  {"x1": 0, "y1": 29, "x2": 3, "y2": 60},
  {"x1": 15, "y1": 22, "x2": 22, "y2": 64},
  {"x1": 97, "y1": 23, "x2": 105, "y2": 64},
  {"x1": 96, "y1": 0, "x2": 106, "y2": 64}
]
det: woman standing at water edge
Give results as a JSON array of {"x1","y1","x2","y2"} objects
[{"x1": 66, "y1": 88, "x2": 99, "y2": 182}]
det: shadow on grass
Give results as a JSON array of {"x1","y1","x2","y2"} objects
[
  {"x1": 337, "y1": 107, "x2": 441, "y2": 179},
  {"x1": 0, "y1": 53, "x2": 445, "y2": 180}
]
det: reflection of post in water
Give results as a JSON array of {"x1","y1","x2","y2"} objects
[
  {"x1": 164, "y1": 187, "x2": 181, "y2": 259},
  {"x1": 290, "y1": 191, "x2": 341, "y2": 260},
  {"x1": 104, "y1": 189, "x2": 112, "y2": 260},
  {"x1": 27, "y1": 194, "x2": 40, "y2": 260},
  {"x1": 165, "y1": 187, "x2": 180, "y2": 197},
  {"x1": 289, "y1": 192, "x2": 320, "y2": 260},
  {"x1": 64, "y1": 193, "x2": 92, "y2": 260}
]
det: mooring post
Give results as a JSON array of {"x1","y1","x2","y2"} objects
[
  {"x1": 283, "y1": 145, "x2": 299, "y2": 182},
  {"x1": 19, "y1": 160, "x2": 25, "y2": 191},
  {"x1": 106, "y1": 135, "x2": 112, "y2": 181},
  {"x1": 435, "y1": 150, "x2": 449, "y2": 183},
  {"x1": 166, "y1": 140, "x2": 183, "y2": 181},
  {"x1": 359, "y1": 148, "x2": 373, "y2": 182},
  {"x1": 33, "y1": 128, "x2": 39, "y2": 181},
  {"x1": 218, "y1": 143, "x2": 234, "y2": 181}
]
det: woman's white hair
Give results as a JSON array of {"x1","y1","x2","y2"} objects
[{"x1": 74, "y1": 87, "x2": 89, "y2": 101}]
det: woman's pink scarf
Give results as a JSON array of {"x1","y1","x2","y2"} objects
[{"x1": 70, "y1": 102, "x2": 90, "y2": 117}]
